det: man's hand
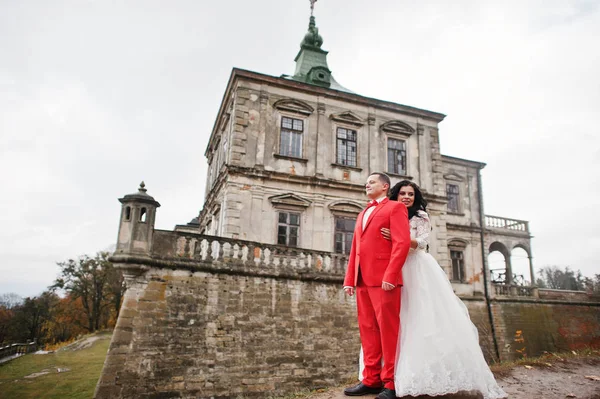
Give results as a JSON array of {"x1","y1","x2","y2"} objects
[
  {"x1": 344, "y1": 286, "x2": 355, "y2": 296},
  {"x1": 382, "y1": 282, "x2": 395, "y2": 291}
]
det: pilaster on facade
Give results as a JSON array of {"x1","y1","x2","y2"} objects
[
  {"x1": 429, "y1": 127, "x2": 446, "y2": 198},
  {"x1": 315, "y1": 101, "x2": 327, "y2": 177}
]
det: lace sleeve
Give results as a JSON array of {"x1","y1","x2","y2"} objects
[{"x1": 413, "y1": 211, "x2": 431, "y2": 250}]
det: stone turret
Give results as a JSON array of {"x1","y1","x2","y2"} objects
[{"x1": 115, "y1": 181, "x2": 160, "y2": 256}]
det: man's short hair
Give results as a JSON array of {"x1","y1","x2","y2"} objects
[{"x1": 370, "y1": 172, "x2": 391, "y2": 192}]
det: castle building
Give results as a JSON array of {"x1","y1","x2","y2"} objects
[
  {"x1": 95, "y1": 8, "x2": 600, "y2": 399},
  {"x1": 196, "y1": 13, "x2": 534, "y2": 296}
]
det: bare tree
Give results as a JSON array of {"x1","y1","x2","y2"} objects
[
  {"x1": 537, "y1": 266, "x2": 586, "y2": 291},
  {"x1": 0, "y1": 293, "x2": 23, "y2": 309}
]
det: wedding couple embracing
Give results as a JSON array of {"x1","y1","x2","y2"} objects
[{"x1": 343, "y1": 173, "x2": 507, "y2": 399}]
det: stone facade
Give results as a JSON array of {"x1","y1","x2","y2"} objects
[{"x1": 198, "y1": 67, "x2": 531, "y2": 298}]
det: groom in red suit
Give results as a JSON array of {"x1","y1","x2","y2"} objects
[{"x1": 343, "y1": 173, "x2": 411, "y2": 399}]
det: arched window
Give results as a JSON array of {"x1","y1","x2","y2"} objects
[
  {"x1": 140, "y1": 207, "x2": 147, "y2": 223},
  {"x1": 124, "y1": 206, "x2": 131, "y2": 221}
]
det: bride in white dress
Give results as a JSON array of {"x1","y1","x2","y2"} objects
[{"x1": 359, "y1": 180, "x2": 506, "y2": 399}]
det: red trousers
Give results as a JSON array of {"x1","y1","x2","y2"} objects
[{"x1": 356, "y1": 282, "x2": 401, "y2": 390}]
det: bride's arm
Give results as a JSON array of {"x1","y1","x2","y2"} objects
[
  {"x1": 380, "y1": 211, "x2": 431, "y2": 250},
  {"x1": 413, "y1": 211, "x2": 431, "y2": 250}
]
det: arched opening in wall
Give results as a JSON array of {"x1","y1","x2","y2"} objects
[
  {"x1": 125, "y1": 206, "x2": 131, "y2": 221},
  {"x1": 140, "y1": 207, "x2": 147, "y2": 223},
  {"x1": 488, "y1": 241, "x2": 510, "y2": 284},
  {"x1": 488, "y1": 251, "x2": 506, "y2": 283},
  {"x1": 511, "y1": 246, "x2": 531, "y2": 286}
]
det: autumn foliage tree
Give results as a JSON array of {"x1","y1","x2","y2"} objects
[
  {"x1": 52, "y1": 251, "x2": 125, "y2": 333},
  {"x1": 0, "y1": 252, "x2": 125, "y2": 348}
]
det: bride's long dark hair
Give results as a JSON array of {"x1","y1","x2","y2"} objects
[{"x1": 389, "y1": 180, "x2": 427, "y2": 220}]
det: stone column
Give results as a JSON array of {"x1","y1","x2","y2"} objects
[{"x1": 504, "y1": 254, "x2": 513, "y2": 285}]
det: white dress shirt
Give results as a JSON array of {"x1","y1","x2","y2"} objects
[{"x1": 362, "y1": 196, "x2": 386, "y2": 231}]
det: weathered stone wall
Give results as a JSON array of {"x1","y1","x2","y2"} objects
[
  {"x1": 95, "y1": 268, "x2": 600, "y2": 397},
  {"x1": 95, "y1": 267, "x2": 359, "y2": 399},
  {"x1": 491, "y1": 299, "x2": 600, "y2": 361}
]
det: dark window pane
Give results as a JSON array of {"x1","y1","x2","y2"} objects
[
  {"x1": 345, "y1": 219, "x2": 355, "y2": 230},
  {"x1": 336, "y1": 234, "x2": 342, "y2": 253},
  {"x1": 278, "y1": 226, "x2": 287, "y2": 236},
  {"x1": 447, "y1": 184, "x2": 460, "y2": 213},
  {"x1": 289, "y1": 214, "x2": 300, "y2": 225},
  {"x1": 387, "y1": 138, "x2": 406, "y2": 174},
  {"x1": 334, "y1": 217, "x2": 355, "y2": 254},
  {"x1": 336, "y1": 127, "x2": 358, "y2": 166},
  {"x1": 289, "y1": 236, "x2": 298, "y2": 247},
  {"x1": 293, "y1": 119, "x2": 303, "y2": 131},
  {"x1": 450, "y1": 250, "x2": 464, "y2": 281},
  {"x1": 278, "y1": 235, "x2": 287, "y2": 245},
  {"x1": 344, "y1": 233, "x2": 353, "y2": 255},
  {"x1": 279, "y1": 213, "x2": 287, "y2": 223}
]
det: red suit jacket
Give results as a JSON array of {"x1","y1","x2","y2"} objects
[{"x1": 343, "y1": 198, "x2": 411, "y2": 287}]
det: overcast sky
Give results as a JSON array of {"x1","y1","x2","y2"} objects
[{"x1": 1, "y1": 0, "x2": 599, "y2": 297}]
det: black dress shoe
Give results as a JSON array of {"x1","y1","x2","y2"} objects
[
  {"x1": 375, "y1": 388, "x2": 396, "y2": 399},
  {"x1": 343, "y1": 382, "x2": 383, "y2": 396}
]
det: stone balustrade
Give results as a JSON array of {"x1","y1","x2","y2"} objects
[
  {"x1": 492, "y1": 283, "x2": 538, "y2": 298},
  {"x1": 485, "y1": 215, "x2": 529, "y2": 232},
  {"x1": 145, "y1": 230, "x2": 349, "y2": 282}
]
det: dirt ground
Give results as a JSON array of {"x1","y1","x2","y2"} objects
[{"x1": 308, "y1": 356, "x2": 600, "y2": 399}]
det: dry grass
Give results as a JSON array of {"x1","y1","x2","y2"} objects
[
  {"x1": 490, "y1": 348, "x2": 600, "y2": 378},
  {"x1": 0, "y1": 331, "x2": 111, "y2": 399}
]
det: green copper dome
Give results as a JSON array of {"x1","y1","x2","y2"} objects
[{"x1": 283, "y1": 14, "x2": 352, "y2": 93}]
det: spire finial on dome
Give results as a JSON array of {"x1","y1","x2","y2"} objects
[
  {"x1": 301, "y1": 2, "x2": 323, "y2": 49},
  {"x1": 139, "y1": 181, "x2": 147, "y2": 193}
]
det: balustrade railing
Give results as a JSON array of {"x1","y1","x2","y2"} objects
[
  {"x1": 492, "y1": 283, "x2": 537, "y2": 298},
  {"x1": 485, "y1": 215, "x2": 529, "y2": 232},
  {"x1": 152, "y1": 231, "x2": 349, "y2": 276},
  {"x1": 0, "y1": 341, "x2": 37, "y2": 363}
]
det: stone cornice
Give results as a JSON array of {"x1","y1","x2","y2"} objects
[
  {"x1": 226, "y1": 165, "x2": 368, "y2": 192},
  {"x1": 441, "y1": 154, "x2": 486, "y2": 169},
  {"x1": 109, "y1": 254, "x2": 345, "y2": 284},
  {"x1": 447, "y1": 223, "x2": 482, "y2": 233}
]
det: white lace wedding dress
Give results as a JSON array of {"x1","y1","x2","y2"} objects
[{"x1": 359, "y1": 211, "x2": 507, "y2": 399}]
